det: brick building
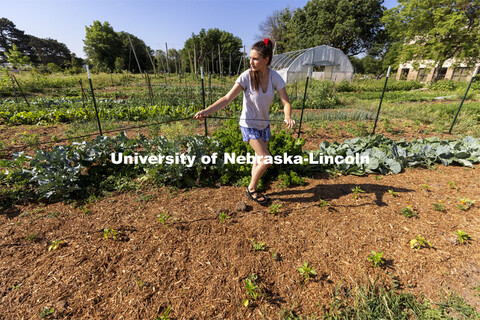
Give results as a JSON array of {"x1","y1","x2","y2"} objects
[{"x1": 396, "y1": 59, "x2": 480, "y2": 82}]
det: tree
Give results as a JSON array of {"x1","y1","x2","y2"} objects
[
  {"x1": 28, "y1": 36, "x2": 72, "y2": 67},
  {"x1": 114, "y1": 57, "x2": 125, "y2": 72},
  {"x1": 83, "y1": 21, "x2": 122, "y2": 71},
  {"x1": 1, "y1": 18, "x2": 73, "y2": 67},
  {"x1": 183, "y1": 28, "x2": 243, "y2": 75},
  {"x1": 0, "y1": 18, "x2": 31, "y2": 63},
  {"x1": 117, "y1": 31, "x2": 153, "y2": 73},
  {"x1": 258, "y1": 7, "x2": 293, "y2": 53},
  {"x1": 284, "y1": 0, "x2": 385, "y2": 56},
  {"x1": 383, "y1": 0, "x2": 480, "y2": 79},
  {"x1": 6, "y1": 43, "x2": 30, "y2": 68}
]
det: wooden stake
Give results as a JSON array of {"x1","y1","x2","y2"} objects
[{"x1": 128, "y1": 34, "x2": 143, "y2": 78}]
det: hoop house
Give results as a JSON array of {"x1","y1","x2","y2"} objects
[{"x1": 271, "y1": 45, "x2": 354, "y2": 84}]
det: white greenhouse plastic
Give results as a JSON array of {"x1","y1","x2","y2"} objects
[{"x1": 271, "y1": 45, "x2": 354, "y2": 84}]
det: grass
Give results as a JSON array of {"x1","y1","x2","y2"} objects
[{"x1": 323, "y1": 278, "x2": 480, "y2": 320}]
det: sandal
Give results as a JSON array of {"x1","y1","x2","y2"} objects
[{"x1": 245, "y1": 188, "x2": 269, "y2": 204}]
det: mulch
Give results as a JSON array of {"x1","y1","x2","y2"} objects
[{"x1": 1, "y1": 160, "x2": 479, "y2": 318}]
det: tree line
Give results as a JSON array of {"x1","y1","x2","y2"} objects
[
  {"x1": 2, "y1": 0, "x2": 479, "y2": 76},
  {"x1": 0, "y1": 18, "x2": 83, "y2": 72}
]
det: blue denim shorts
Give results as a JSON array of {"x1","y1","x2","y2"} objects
[{"x1": 240, "y1": 124, "x2": 271, "y2": 142}]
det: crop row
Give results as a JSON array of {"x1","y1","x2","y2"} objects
[{"x1": 1, "y1": 122, "x2": 479, "y2": 208}]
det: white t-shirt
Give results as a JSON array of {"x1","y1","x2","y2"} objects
[{"x1": 235, "y1": 68, "x2": 286, "y2": 130}]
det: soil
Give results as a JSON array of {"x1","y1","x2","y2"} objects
[{"x1": 1, "y1": 125, "x2": 480, "y2": 319}]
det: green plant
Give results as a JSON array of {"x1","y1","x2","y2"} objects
[
  {"x1": 155, "y1": 306, "x2": 171, "y2": 320},
  {"x1": 277, "y1": 170, "x2": 306, "y2": 188},
  {"x1": 38, "y1": 307, "x2": 54, "y2": 318},
  {"x1": 352, "y1": 186, "x2": 365, "y2": 199},
  {"x1": 250, "y1": 239, "x2": 266, "y2": 251},
  {"x1": 323, "y1": 278, "x2": 480, "y2": 319},
  {"x1": 133, "y1": 274, "x2": 144, "y2": 288},
  {"x1": 367, "y1": 251, "x2": 385, "y2": 268},
  {"x1": 456, "y1": 230, "x2": 471, "y2": 244},
  {"x1": 410, "y1": 235, "x2": 432, "y2": 250},
  {"x1": 103, "y1": 228, "x2": 118, "y2": 240},
  {"x1": 318, "y1": 199, "x2": 329, "y2": 207},
  {"x1": 400, "y1": 203, "x2": 417, "y2": 218},
  {"x1": 270, "y1": 250, "x2": 279, "y2": 261},
  {"x1": 243, "y1": 274, "x2": 261, "y2": 307},
  {"x1": 269, "y1": 203, "x2": 282, "y2": 215},
  {"x1": 25, "y1": 232, "x2": 40, "y2": 242},
  {"x1": 297, "y1": 262, "x2": 317, "y2": 282},
  {"x1": 48, "y1": 239, "x2": 65, "y2": 251},
  {"x1": 433, "y1": 200, "x2": 446, "y2": 212},
  {"x1": 218, "y1": 211, "x2": 230, "y2": 223},
  {"x1": 11, "y1": 283, "x2": 22, "y2": 290},
  {"x1": 457, "y1": 198, "x2": 475, "y2": 211},
  {"x1": 374, "y1": 175, "x2": 382, "y2": 181},
  {"x1": 157, "y1": 212, "x2": 172, "y2": 227},
  {"x1": 421, "y1": 184, "x2": 430, "y2": 191},
  {"x1": 472, "y1": 285, "x2": 480, "y2": 296},
  {"x1": 388, "y1": 189, "x2": 398, "y2": 197},
  {"x1": 382, "y1": 119, "x2": 396, "y2": 134},
  {"x1": 448, "y1": 181, "x2": 458, "y2": 190}
]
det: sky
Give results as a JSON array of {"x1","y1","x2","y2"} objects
[{"x1": 2, "y1": 0, "x2": 399, "y2": 59}]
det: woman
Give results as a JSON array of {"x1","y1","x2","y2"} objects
[{"x1": 194, "y1": 38, "x2": 295, "y2": 204}]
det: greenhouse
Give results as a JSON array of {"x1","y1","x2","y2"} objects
[{"x1": 271, "y1": 45, "x2": 354, "y2": 84}]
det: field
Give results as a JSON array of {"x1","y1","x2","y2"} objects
[{"x1": 1, "y1": 70, "x2": 480, "y2": 319}]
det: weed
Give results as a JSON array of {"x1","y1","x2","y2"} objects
[
  {"x1": 433, "y1": 200, "x2": 446, "y2": 212},
  {"x1": 270, "y1": 250, "x2": 279, "y2": 261},
  {"x1": 82, "y1": 205, "x2": 90, "y2": 216},
  {"x1": 11, "y1": 283, "x2": 22, "y2": 290},
  {"x1": 472, "y1": 285, "x2": 480, "y2": 296},
  {"x1": 388, "y1": 189, "x2": 398, "y2": 197},
  {"x1": 352, "y1": 186, "x2": 365, "y2": 199},
  {"x1": 367, "y1": 251, "x2": 385, "y2": 268},
  {"x1": 135, "y1": 194, "x2": 155, "y2": 202},
  {"x1": 250, "y1": 239, "x2": 266, "y2": 251},
  {"x1": 297, "y1": 262, "x2": 317, "y2": 282},
  {"x1": 155, "y1": 306, "x2": 172, "y2": 320},
  {"x1": 48, "y1": 239, "x2": 65, "y2": 251},
  {"x1": 103, "y1": 228, "x2": 119, "y2": 240},
  {"x1": 323, "y1": 277, "x2": 480, "y2": 319},
  {"x1": 456, "y1": 230, "x2": 471, "y2": 244},
  {"x1": 18, "y1": 131, "x2": 40, "y2": 150},
  {"x1": 400, "y1": 203, "x2": 417, "y2": 218},
  {"x1": 318, "y1": 199, "x2": 329, "y2": 207},
  {"x1": 218, "y1": 211, "x2": 230, "y2": 223},
  {"x1": 133, "y1": 274, "x2": 144, "y2": 288},
  {"x1": 243, "y1": 274, "x2": 261, "y2": 307},
  {"x1": 45, "y1": 211, "x2": 62, "y2": 219},
  {"x1": 269, "y1": 203, "x2": 282, "y2": 215},
  {"x1": 38, "y1": 307, "x2": 54, "y2": 319},
  {"x1": 448, "y1": 181, "x2": 458, "y2": 190},
  {"x1": 410, "y1": 235, "x2": 432, "y2": 250},
  {"x1": 25, "y1": 232, "x2": 40, "y2": 242},
  {"x1": 382, "y1": 119, "x2": 396, "y2": 134},
  {"x1": 157, "y1": 212, "x2": 172, "y2": 227},
  {"x1": 421, "y1": 184, "x2": 430, "y2": 191},
  {"x1": 457, "y1": 198, "x2": 475, "y2": 211},
  {"x1": 374, "y1": 175, "x2": 382, "y2": 181}
]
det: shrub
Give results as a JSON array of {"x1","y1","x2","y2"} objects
[
  {"x1": 428, "y1": 80, "x2": 456, "y2": 91},
  {"x1": 336, "y1": 79, "x2": 354, "y2": 92}
]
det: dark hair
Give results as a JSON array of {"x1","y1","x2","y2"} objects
[{"x1": 250, "y1": 39, "x2": 273, "y2": 91}]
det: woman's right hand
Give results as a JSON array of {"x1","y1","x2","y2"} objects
[{"x1": 193, "y1": 110, "x2": 208, "y2": 120}]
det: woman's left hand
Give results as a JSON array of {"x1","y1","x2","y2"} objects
[{"x1": 283, "y1": 118, "x2": 296, "y2": 129}]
